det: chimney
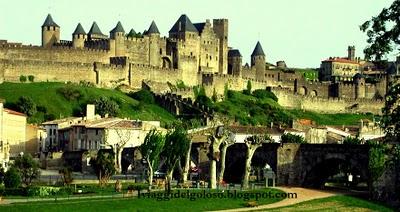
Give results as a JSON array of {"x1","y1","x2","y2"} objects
[{"x1": 86, "y1": 104, "x2": 95, "y2": 120}]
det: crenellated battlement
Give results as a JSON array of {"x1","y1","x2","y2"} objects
[
  {"x1": 130, "y1": 63, "x2": 179, "y2": 72},
  {"x1": 95, "y1": 62, "x2": 126, "y2": 70},
  {"x1": 0, "y1": 59, "x2": 93, "y2": 69}
]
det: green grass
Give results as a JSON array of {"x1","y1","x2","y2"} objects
[
  {"x1": 0, "y1": 82, "x2": 176, "y2": 126},
  {"x1": 0, "y1": 188, "x2": 285, "y2": 212},
  {"x1": 288, "y1": 109, "x2": 375, "y2": 126},
  {"x1": 269, "y1": 195, "x2": 394, "y2": 211}
]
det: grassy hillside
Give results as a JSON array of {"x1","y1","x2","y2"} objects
[
  {"x1": 211, "y1": 90, "x2": 374, "y2": 126},
  {"x1": 0, "y1": 82, "x2": 176, "y2": 126}
]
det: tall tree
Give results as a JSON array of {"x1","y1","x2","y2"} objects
[
  {"x1": 242, "y1": 134, "x2": 272, "y2": 189},
  {"x1": 208, "y1": 126, "x2": 230, "y2": 189},
  {"x1": 140, "y1": 129, "x2": 165, "y2": 189},
  {"x1": 13, "y1": 154, "x2": 40, "y2": 186},
  {"x1": 162, "y1": 126, "x2": 191, "y2": 193},
  {"x1": 103, "y1": 128, "x2": 132, "y2": 173},
  {"x1": 218, "y1": 131, "x2": 235, "y2": 184},
  {"x1": 360, "y1": 0, "x2": 400, "y2": 61}
]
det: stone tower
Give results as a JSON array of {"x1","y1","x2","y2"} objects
[
  {"x1": 348, "y1": 45, "x2": 355, "y2": 61},
  {"x1": 354, "y1": 73, "x2": 365, "y2": 99},
  {"x1": 213, "y1": 19, "x2": 228, "y2": 75},
  {"x1": 146, "y1": 21, "x2": 161, "y2": 67},
  {"x1": 110, "y1": 21, "x2": 126, "y2": 57},
  {"x1": 41, "y1": 14, "x2": 60, "y2": 48},
  {"x1": 169, "y1": 14, "x2": 199, "y2": 40},
  {"x1": 251, "y1": 41, "x2": 266, "y2": 79},
  {"x1": 228, "y1": 49, "x2": 242, "y2": 76},
  {"x1": 72, "y1": 23, "x2": 86, "y2": 48}
]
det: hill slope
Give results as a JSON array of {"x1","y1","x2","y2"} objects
[{"x1": 0, "y1": 82, "x2": 176, "y2": 126}]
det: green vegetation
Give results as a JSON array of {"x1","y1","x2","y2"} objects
[
  {"x1": 293, "y1": 68, "x2": 318, "y2": 81},
  {"x1": 280, "y1": 133, "x2": 306, "y2": 144},
  {"x1": 13, "y1": 154, "x2": 40, "y2": 187},
  {"x1": 288, "y1": 109, "x2": 374, "y2": 126},
  {"x1": 93, "y1": 97, "x2": 119, "y2": 117},
  {"x1": 90, "y1": 151, "x2": 116, "y2": 186},
  {"x1": 19, "y1": 75, "x2": 27, "y2": 83},
  {"x1": 0, "y1": 188, "x2": 285, "y2": 212},
  {"x1": 0, "y1": 82, "x2": 175, "y2": 126},
  {"x1": 4, "y1": 167, "x2": 21, "y2": 189},
  {"x1": 343, "y1": 136, "x2": 362, "y2": 145},
  {"x1": 271, "y1": 195, "x2": 393, "y2": 211},
  {"x1": 214, "y1": 90, "x2": 292, "y2": 126}
]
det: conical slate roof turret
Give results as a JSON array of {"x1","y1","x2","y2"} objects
[
  {"x1": 110, "y1": 21, "x2": 125, "y2": 34},
  {"x1": 251, "y1": 41, "x2": 265, "y2": 57},
  {"x1": 42, "y1": 14, "x2": 59, "y2": 28},
  {"x1": 73, "y1": 23, "x2": 86, "y2": 35},
  {"x1": 169, "y1": 14, "x2": 198, "y2": 33},
  {"x1": 146, "y1": 21, "x2": 160, "y2": 34},
  {"x1": 126, "y1": 29, "x2": 136, "y2": 37},
  {"x1": 228, "y1": 49, "x2": 242, "y2": 57},
  {"x1": 88, "y1": 22, "x2": 105, "y2": 36}
]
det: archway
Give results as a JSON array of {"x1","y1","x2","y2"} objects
[
  {"x1": 162, "y1": 57, "x2": 172, "y2": 69},
  {"x1": 302, "y1": 157, "x2": 367, "y2": 189},
  {"x1": 298, "y1": 86, "x2": 308, "y2": 95},
  {"x1": 310, "y1": 90, "x2": 318, "y2": 97}
]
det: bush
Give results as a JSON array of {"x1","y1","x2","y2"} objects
[
  {"x1": 252, "y1": 89, "x2": 278, "y2": 101},
  {"x1": 19, "y1": 75, "x2": 27, "y2": 82},
  {"x1": 27, "y1": 186, "x2": 61, "y2": 197},
  {"x1": 129, "y1": 90, "x2": 154, "y2": 104},
  {"x1": 280, "y1": 133, "x2": 306, "y2": 143},
  {"x1": 94, "y1": 97, "x2": 119, "y2": 117},
  {"x1": 16, "y1": 96, "x2": 37, "y2": 116},
  {"x1": 127, "y1": 183, "x2": 149, "y2": 192},
  {"x1": 343, "y1": 136, "x2": 362, "y2": 145},
  {"x1": 28, "y1": 75, "x2": 34, "y2": 82},
  {"x1": 1, "y1": 188, "x2": 28, "y2": 196},
  {"x1": 57, "y1": 86, "x2": 83, "y2": 101},
  {"x1": 4, "y1": 167, "x2": 21, "y2": 188}
]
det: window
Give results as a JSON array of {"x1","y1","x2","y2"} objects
[{"x1": 96, "y1": 129, "x2": 99, "y2": 135}]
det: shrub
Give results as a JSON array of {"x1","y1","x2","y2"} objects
[
  {"x1": 176, "y1": 80, "x2": 187, "y2": 89},
  {"x1": 280, "y1": 133, "x2": 306, "y2": 143},
  {"x1": 13, "y1": 154, "x2": 40, "y2": 186},
  {"x1": 16, "y1": 96, "x2": 37, "y2": 116},
  {"x1": 343, "y1": 136, "x2": 362, "y2": 145},
  {"x1": 27, "y1": 186, "x2": 61, "y2": 197},
  {"x1": 4, "y1": 167, "x2": 21, "y2": 188},
  {"x1": 127, "y1": 183, "x2": 149, "y2": 192},
  {"x1": 243, "y1": 80, "x2": 252, "y2": 95},
  {"x1": 129, "y1": 90, "x2": 154, "y2": 104},
  {"x1": 252, "y1": 89, "x2": 278, "y2": 101},
  {"x1": 57, "y1": 86, "x2": 83, "y2": 101},
  {"x1": 28, "y1": 75, "x2": 34, "y2": 82},
  {"x1": 94, "y1": 97, "x2": 119, "y2": 117},
  {"x1": 19, "y1": 75, "x2": 27, "y2": 82}
]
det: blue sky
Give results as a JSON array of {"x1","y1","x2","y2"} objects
[{"x1": 0, "y1": 0, "x2": 395, "y2": 68}]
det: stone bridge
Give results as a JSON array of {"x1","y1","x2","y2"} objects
[{"x1": 223, "y1": 143, "x2": 369, "y2": 187}]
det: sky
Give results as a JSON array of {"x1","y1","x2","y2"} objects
[{"x1": 0, "y1": 0, "x2": 395, "y2": 68}]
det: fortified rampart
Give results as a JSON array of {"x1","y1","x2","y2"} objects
[{"x1": 272, "y1": 87, "x2": 384, "y2": 114}]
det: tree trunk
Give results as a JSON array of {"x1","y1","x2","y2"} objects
[
  {"x1": 166, "y1": 169, "x2": 173, "y2": 193},
  {"x1": 209, "y1": 159, "x2": 217, "y2": 189},
  {"x1": 182, "y1": 142, "x2": 192, "y2": 184},
  {"x1": 147, "y1": 158, "x2": 153, "y2": 190},
  {"x1": 242, "y1": 148, "x2": 256, "y2": 189},
  {"x1": 218, "y1": 144, "x2": 229, "y2": 184},
  {"x1": 116, "y1": 148, "x2": 123, "y2": 173}
]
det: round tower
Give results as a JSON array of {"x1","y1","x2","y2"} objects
[
  {"x1": 110, "y1": 21, "x2": 126, "y2": 57},
  {"x1": 251, "y1": 41, "x2": 266, "y2": 79},
  {"x1": 72, "y1": 23, "x2": 86, "y2": 48},
  {"x1": 146, "y1": 21, "x2": 161, "y2": 67},
  {"x1": 41, "y1": 14, "x2": 60, "y2": 48},
  {"x1": 353, "y1": 73, "x2": 365, "y2": 99}
]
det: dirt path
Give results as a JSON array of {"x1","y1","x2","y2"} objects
[{"x1": 211, "y1": 187, "x2": 340, "y2": 212}]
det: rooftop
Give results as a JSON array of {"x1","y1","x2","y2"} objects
[
  {"x1": 251, "y1": 41, "x2": 265, "y2": 57},
  {"x1": 3, "y1": 108, "x2": 26, "y2": 117},
  {"x1": 169, "y1": 14, "x2": 198, "y2": 33}
]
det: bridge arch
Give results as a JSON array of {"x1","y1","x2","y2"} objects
[
  {"x1": 298, "y1": 86, "x2": 308, "y2": 95},
  {"x1": 310, "y1": 90, "x2": 318, "y2": 97}
]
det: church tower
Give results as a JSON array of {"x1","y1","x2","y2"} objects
[{"x1": 41, "y1": 14, "x2": 60, "y2": 48}]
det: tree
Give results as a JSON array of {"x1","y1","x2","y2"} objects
[
  {"x1": 367, "y1": 141, "x2": 389, "y2": 197},
  {"x1": 218, "y1": 131, "x2": 235, "y2": 184},
  {"x1": 343, "y1": 136, "x2": 363, "y2": 145},
  {"x1": 4, "y1": 167, "x2": 21, "y2": 188},
  {"x1": 242, "y1": 134, "x2": 272, "y2": 189},
  {"x1": 90, "y1": 151, "x2": 116, "y2": 186},
  {"x1": 59, "y1": 166, "x2": 73, "y2": 186},
  {"x1": 0, "y1": 164, "x2": 5, "y2": 185},
  {"x1": 103, "y1": 128, "x2": 132, "y2": 173},
  {"x1": 16, "y1": 96, "x2": 37, "y2": 116},
  {"x1": 13, "y1": 154, "x2": 40, "y2": 186},
  {"x1": 381, "y1": 83, "x2": 400, "y2": 139},
  {"x1": 212, "y1": 88, "x2": 218, "y2": 102},
  {"x1": 162, "y1": 126, "x2": 191, "y2": 193},
  {"x1": 19, "y1": 75, "x2": 27, "y2": 83},
  {"x1": 207, "y1": 126, "x2": 231, "y2": 189},
  {"x1": 94, "y1": 97, "x2": 119, "y2": 117},
  {"x1": 280, "y1": 133, "x2": 306, "y2": 144},
  {"x1": 244, "y1": 80, "x2": 252, "y2": 95},
  {"x1": 360, "y1": 0, "x2": 400, "y2": 61},
  {"x1": 140, "y1": 129, "x2": 166, "y2": 188},
  {"x1": 28, "y1": 75, "x2": 35, "y2": 82}
]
